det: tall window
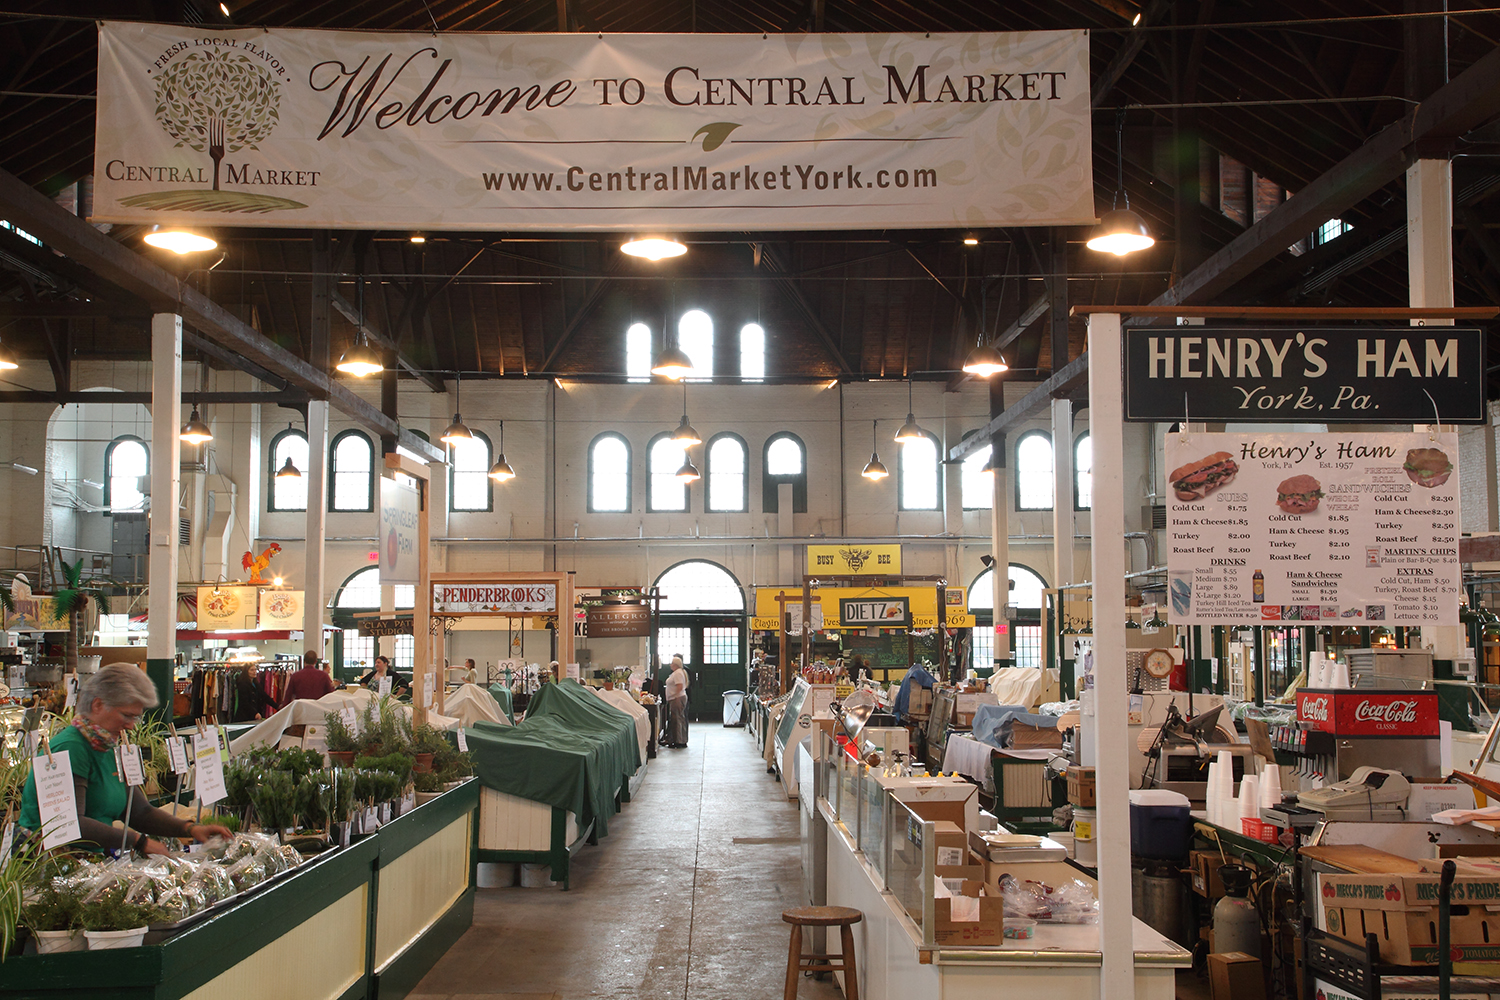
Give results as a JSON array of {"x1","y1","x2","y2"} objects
[
  {"x1": 656, "y1": 559, "x2": 745, "y2": 611},
  {"x1": 678, "y1": 309, "x2": 713, "y2": 379},
  {"x1": 589, "y1": 433, "x2": 631, "y2": 512},
  {"x1": 898, "y1": 431, "x2": 940, "y2": 510},
  {"x1": 329, "y1": 430, "x2": 374, "y2": 512},
  {"x1": 961, "y1": 440, "x2": 993, "y2": 510},
  {"x1": 392, "y1": 635, "x2": 415, "y2": 672},
  {"x1": 970, "y1": 564, "x2": 1048, "y2": 669},
  {"x1": 649, "y1": 433, "x2": 689, "y2": 512},
  {"x1": 740, "y1": 323, "x2": 764, "y2": 381},
  {"x1": 268, "y1": 428, "x2": 308, "y2": 511},
  {"x1": 1015, "y1": 430, "x2": 1054, "y2": 510},
  {"x1": 1074, "y1": 432, "x2": 1092, "y2": 510},
  {"x1": 335, "y1": 567, "x2": 416, "y2": 611},
  {"x1": 342, "y1": 630, "x2": 374, "y2": 672},
  {"x1": 626, "y1": 322, "x2": 652, "y2": 382},
  {"x1": 449, "y1": 430, "x2": 493, "y2": 512},
  {"x1": 104, "y1": 436, "x2": 148, "y2": 511},
  {"x1": 706, "y1": 433, "x2": 748, "y2": 512},
  {"x1": 763, "y1": 432, "x2": 807, "y2": 513}
]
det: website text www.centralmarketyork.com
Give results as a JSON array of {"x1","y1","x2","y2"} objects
[{"x1": 481, "y1": 162, "x2": 940, "y2": 196}]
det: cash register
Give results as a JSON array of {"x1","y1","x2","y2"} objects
[{"x1": 1292, "y1": 766, "x2": 1411, "y2": 821}]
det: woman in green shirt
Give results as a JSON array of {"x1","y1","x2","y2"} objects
[{"x1": 19, "y1": 663, "x2": 233, "y2": 854}]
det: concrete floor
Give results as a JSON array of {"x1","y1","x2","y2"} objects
[{"x1": 411, "y1": 723, "x2": 845, "y2": 1000}]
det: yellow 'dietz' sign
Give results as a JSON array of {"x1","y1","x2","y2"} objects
[
  {"x1": 752, "y1": 586, "x2": 974, "y2": 630},
  {"x1": 807, "y1": 544, "x2": 900, "y2": 576}
]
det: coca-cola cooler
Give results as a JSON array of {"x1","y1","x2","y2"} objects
[{"x1": 1292, "y1": 689, "x2": 1442, "y2": 780}]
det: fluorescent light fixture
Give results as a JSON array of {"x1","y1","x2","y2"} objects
[
  {"x1": 143, "y1": 226, "x2": 217, "y2": 254},
  {"x1": 9, "y1": 462, "x2": 37, "y2": 475},
  {"x1": 962, "y1": 235, "x2": 979, "y2": 246},
  {"x1": 410, "y1": 233, "x2": 427, "y2": 244},
  {"x1": 622, "y1": 237, "x2": 686, "y2": 261}
]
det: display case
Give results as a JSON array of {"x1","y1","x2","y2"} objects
[{"x1": 774, "y1": 677, "x2": 835, "y2": 799}]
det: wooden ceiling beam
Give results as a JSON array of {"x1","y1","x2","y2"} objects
[{"x1": 329, "y1": 290, "x2": 445, "y2": 393}]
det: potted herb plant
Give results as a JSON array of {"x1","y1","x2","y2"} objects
[
  {"x1": 78, "y1": 878, "x2": 159, "y2": 950},
  {"x1": 323, "y1": 710, "x2": 358, "y2": 767}
]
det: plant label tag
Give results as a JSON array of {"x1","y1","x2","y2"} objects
[
  {"x1": 64, "y1": 673, "x2": 79, "y2": 709},
  {"x1": 341, "y1": 707, "x2": 358, "y2": 733},
  {"x1": 0, "y1": 821, "x2": 14, "y2": 859},
  {"x1": 26, "y1": 729, "x2": 43, "y2": 758},
  {"x1": 217, "y1": 726, "x2": 230, "y2": 761},
  {"x1": 457, "y1": 729, "x2": 469, "y2": 752},
  {"x1": 365, "y1": 806, "x2": 379, "y2": 830},
  {"x1": 167, "y1": 737, "x2": 189, "y2": 775},
  {"x1": 117, "y1": 744, "x2": 146, "y2": 787},
  {"x1": 35, "y1": 750, "x2": 82, "y2": 849},
  {"x1": 377, "y1": 675, "x2": 393, "y2": 698},
  {"x1": 193, "y1": 734, "x2": 227, "y2": 807},
  {"x1": 380, "y1": 803, "x2": 391, "y2": 824}
]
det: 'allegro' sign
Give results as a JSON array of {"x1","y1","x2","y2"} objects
[{"x1": 433, "y1": 583, "x2": 557, "y2": 614}]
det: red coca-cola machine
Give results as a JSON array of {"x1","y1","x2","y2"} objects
[{"x1": 1289, "y1": 689, "x2": 1442, "y2": 781}]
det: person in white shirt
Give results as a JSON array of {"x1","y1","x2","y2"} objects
[{"x1": 664, "y1": 655, "x2": 690, "y2": 747}]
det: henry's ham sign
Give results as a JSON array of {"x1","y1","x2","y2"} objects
[
  {"x1": 1296, "y1": 690, "x2": 1438, "y2": 737},
  {"x1": 433, "y1": 583, "x2": 557, "y2": 615}
]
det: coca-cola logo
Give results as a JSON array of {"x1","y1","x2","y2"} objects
[
  {"x1": 1353, "y1": 699, "x2": 1419, "y2": 724},
  {"x1": 1302, "y1": 696, "x2": 1330, "y2": 721}
]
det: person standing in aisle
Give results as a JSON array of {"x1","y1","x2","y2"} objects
[
  {"x1": 664, "y1": 654, "x2": 690, "y2": 747},
  {"x1": 280, "y1": 649, "x2": 337, "y2": 707}
]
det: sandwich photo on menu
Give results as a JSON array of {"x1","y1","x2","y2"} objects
[
  {"x1": 1170, "y1": 452, "x2": 1239, "y2": 501},
  {"x1": 1404, "y1": 447, "x2": 1453, "y2": 488},
  {"x1": 1276, "y1": 474, "x2": 1323, "y2": 514}
]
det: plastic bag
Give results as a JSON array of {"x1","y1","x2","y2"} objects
[{"x1": 995, "y1": 874, "x2": 1099, "y2": 924}]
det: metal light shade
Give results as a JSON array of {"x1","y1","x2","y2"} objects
[
  {"x1": 275, "y1": 455, "x2": 301, "y2": 480},
  {"x1": 861, "y1": 454, "x2": 889, "y2": 480},
  {"x1": 335, "y1": 341, "x2": 384, "y2": 376},
  {"x1": 674, "y1": 457, "x2": 701, "y2": 483},
  {"x1": 179, "y1": 407, "x2": 213, "y2": 444},
  {"x1": 651, "y1": 345, "x2": 695, "y2": 379},
  {"x1": 622, "y1": 237, "x2": 687, "y2": 261},
  {"x1": 894, "y1": 413, "x2": 927, "y2": 443},
  {"x1": 1086, "y1": 209, "x2": 1155, "y2": 256},
  {"x1": 962, "y1": 343, "x2": 1009, "y2": 377},
  {"x1": 440, "y1": 414, "x2": 473, "y2": 445},
  {"x1": 143, "y1": 225, "x2": 217, "y2": 254},
  {"x1": 0, "y1": 341, "x2": 17, "y2": 371},
  {"x1": 488, "y1": 454, "x2": 516, "y2": 482},
  {"x1": 671, "y1": 414, "x2": 701, "y2": 447}
]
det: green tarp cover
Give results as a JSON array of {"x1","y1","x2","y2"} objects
[
  {"x1": 487, "y1": 683, "x2": 515, "y2": 723},
  {"x1": 468, "y1": 679, "x2": 641, "y2": 839}
]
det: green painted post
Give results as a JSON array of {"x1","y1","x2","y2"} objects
[{"x1": 146, "y1": 657, "x2": 174, "y2": 721}]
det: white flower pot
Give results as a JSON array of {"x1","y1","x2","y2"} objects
[
  {"x1": 415, "y1": 790, "x2": 442, "y2": 805},
  {"x1": 33, "y1": 929, "x2": 85, "y2": 954},
  {"x1": 85, "y1": 927, "x2": 148, "y2": 950}
]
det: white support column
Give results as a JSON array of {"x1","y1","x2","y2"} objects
[
  {"x1": 1087, "y1": 312, "x2": 1134, "y2": 1000},
  {"x1": 304, "y1": 400, "x2": 330, "y2": 657},
  {"x1": 990, "y1": 461, "x2": 1010, "y2": 669},
  {"x1": 1051, "y1": 397, "x2": 1075, "y2": 591},
  {"x1": 147, "y1": 313, "x2": 182, "y2": 667},
  {"x1": 1408, "y1": 157, "x2": 1462, "y2": 658}
]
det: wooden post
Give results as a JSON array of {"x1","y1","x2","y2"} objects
[{"x1": 385, "y1": 454, "x2": 433, "y2": 724}]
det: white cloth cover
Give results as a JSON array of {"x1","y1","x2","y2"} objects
[
  {"x1": 941, "y1": 734, "x2": 996, "y2": 783},
  {"x1": 444, "y1": 683, "x2": 509, "y2": 728},
  {"x1": 229, "y1": 687, "x2": 459, "y2": 756},
  {"x1": 986, "y1": 667, "x2": 1051, "y2": 711},
  {"x1": 592, "y1": 686, "x2": 651, "y2": 760}
]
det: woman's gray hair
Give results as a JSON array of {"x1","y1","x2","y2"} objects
[{"x1": 79, "y1": 663, "x2": 160, "y2": 712}]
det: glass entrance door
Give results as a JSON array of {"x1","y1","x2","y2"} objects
[{"x1": 655, "y1": 617, "x2": 744, "y2": 721}]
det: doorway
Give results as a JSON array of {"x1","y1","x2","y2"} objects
[{"x1": 652, "y1": 560, "x2": 747, "y2": 722}]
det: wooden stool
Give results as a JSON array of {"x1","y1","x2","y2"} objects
[{"x1": 782, "y1": 905, "x2": 862, "y2": 1000}]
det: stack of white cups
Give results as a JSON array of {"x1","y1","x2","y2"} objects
[
  {"x1": 1205, "y1": 759, "x2": 1221, "y2": 824},
  {"x1": 1216, "y1": 750, "x2": 1235, "y2": 826},
  {"x1": 1238, "y1": 773, "x2": 1260, "y2": 831},
  {"x1": 1260, "y1": 764, "x2": 1283, "y2": 809},
  {"x1": 1309, "y1": 658, "x2": 1327, "y2": 688},
  {"x1": 1331, "y1": 660, "x2": 1352, "y2": 689}
]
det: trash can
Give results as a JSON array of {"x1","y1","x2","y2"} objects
[{"x1": 722, "y1": 690, "x2": 746, "y2": 727}]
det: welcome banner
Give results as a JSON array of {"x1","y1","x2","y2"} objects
[{"x1": 94, "y1": 23, "x2": 1093, "y2": 231}]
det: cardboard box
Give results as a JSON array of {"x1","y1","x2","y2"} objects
[
  {"x1": 1318, "y1": 872, "x2": 1500, "y2": 964},
  {"x1": 933, "y1": 879, "x2": 1004, "y2": 946},
  {"x1": 1208, "y1": 952, "x2": 1266, "y2": 1000},
  {"x1": 1316, "y1": 976, "x2": 1491, "y2": 1000},
  {"x1": 905, "y1": 785, "x2": 979, "y2": 829},
  {"x1": 1009, "y1": 720, "x2": 1065, "y2": 749},
  {"x1": 932, "y1": 820, "x2": 970, "y2": 872},
  {"x1": 1190, "y1": 849, "x2": 1228, "y2": 899},
  {"x1": 1408, "y1": 783, "x2": 1476, "y2": 822},
  {"x1": 1067, "y1": 766, "x2": 1096, "y2": 808},
  {"x1": 908, "y1": 687, "x2": 932, "y2": 718}
]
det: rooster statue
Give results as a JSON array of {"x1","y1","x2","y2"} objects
[{"x1": 243, "y1": 542, "x2": 282, "y2": 585}]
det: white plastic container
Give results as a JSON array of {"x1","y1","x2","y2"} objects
[
  {"x1": 33, "y1": 929, "x2": 85, "y2": 954},
  {"x1": 85, "y1": 927, "x2": 148, "y2": 950},
  {"x1": 519, "y1": 863, "x2": 556, "y2": 888},
  {"x1": 1073, "y1": 806, "x2": 1097, "y2": 866}
]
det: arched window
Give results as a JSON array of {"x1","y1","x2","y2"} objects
[
  {"x1": 449, "y1": 430, "x2": 493, "y2": 512},
  {"x1": 961, "y1": 436, "x2": 993, "y2": 510},
  {"x1": 268, "y1": 428, "x2": 308, "y2": 511},
  {"x1": 104, "y1": 435, "x2": 148, "y2": 512},
  {"x1": 678, "y1": 309, "x2": 713, "y2": 379},
  {"x1": 740, "y1": 323, "x2": 765, "y2": 381},
  {"x1": 334, "y1": 567, "x2": 415, "y2": 673},
  {"x1": 649, "y1": 432, "x2": 689, "y2": 512},
  {"x1": 1015, "y1": 430, "x2": 1054, "y2": 510},
  {"x1": 589, "y1": 433, "x2": 631, "y2": 512},
  {"x1": 706, "y1": 433, "x2": 748, "y2": 512},
  {"x1": 1074, "y1": 432, "x2": 1092, "y2": 510},
  {"x1": 969, "y1": 564, "x2": 1049, "y2": 669},
  {"x1": 329, "y1": 429, "x2": 374, "y2": 512},
  {"x1": 654, "y1": 559, "x2": 745, "y2": 611},
  {"x1": 625, "y1": 322, "x2": 652, "y2": 382},
  {"x1": 898, "y1": 430, "x2": 941, "y2": 511},
  {"x1": 763, "y1": 432, "x2": 807, "y2": 513}
]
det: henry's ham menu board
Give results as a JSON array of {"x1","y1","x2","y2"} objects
[{"x1": 1164, "y1": 431, "x2": 1460, "y2": 626}]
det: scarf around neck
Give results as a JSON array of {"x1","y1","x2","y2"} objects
[{"x1": 73, "y1": 714, "x2": 119, "y2": 751}]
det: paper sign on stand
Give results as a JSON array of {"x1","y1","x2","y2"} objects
[
  {"x1": 166, "y1": 737, "x2": 189, "y2": 775},
  {"x1": 116, "y1": 744, "x2": 146, "y2": 787},
  {"x1": 63, "y1": 674, "x2": 78, "y2": 709},
  {"x1": 457, "y1": 729, "x2": 469, "y2": 752},
  {"x1": 193, "y1": 734, "x2": 227, "y2": 807},
  {"x1": 377, "y1": 676, "x2": 393, "y2": 698},
  {"x1": 0, "y1": 822, "x2": 13, "y2": 859},
  {"x1": 340, "y1": 706, "x2": 358, "y2": 733},
  {"x1": 566, "y1": 663, "x2": 580, "y2": 680},
  {"x1": 35, "y1": 751, "x2": 82, "y2": 849}
]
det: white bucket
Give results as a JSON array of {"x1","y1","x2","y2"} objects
[
  {"x1": 85, "y1": 927, "x2": 148, "y2": 950},
  {"x1": 1073, "y1": 807, "x2": 1097, "y2": 866},
  {"x1": 33, "y1": 929, "x2": 85, "y2": 954},
  {"x1": 519, "y1": 863, "x2": 556, "y2": 888},
  {"x1": 477, "y1": 862, "x2": 519, "y2": 888}
]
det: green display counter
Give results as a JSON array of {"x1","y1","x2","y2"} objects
[{"x1": 3, "y1": 780, "x2": 480, "y2": 1000}]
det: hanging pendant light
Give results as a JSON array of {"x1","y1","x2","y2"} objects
[
  {"x1": 861, "y1": 419, "x2": 889, "y2": 480},
  {"x1": 143, "y1": 225, "x2": 217, "y2": 254},
  {"x1": 179, "y1": 407, "x2": 213, "y2": 444},
  {"x1": 488, "y1": 420, "x2": 517, "y2": 482},
  {"x1": 671, "y1": 382, "x2": 700, "y2": 446},
  {"x1": 0, "y1": 337, "x2": 18, "y2": 371},
  {"x1": 962, "y1": 343, "x2": 1009, "y2": 377},
  {"x1": 336, "y1": 279, "x2": 384, "y2": 376},
  {"x1": 1087, "y1": 108, "x2": 1155, "y2": 257},
  {"x1": 622, "y1": 237, "x2": 686, "y2": 261},
  {"x1": 894, "y1": 377, "x2": 927, "y2": 443},
  {"x1": 275, "y1": 455, "x2": 301, "y2": 480},
  {"x1": 441, "y1": 370, "x2": 473, "y2": 445},
  {"x1": 675, "y1": 455, "x2": 701, "y2": 483},
  {"x1": 651, "y1": 344, "x2": 694, "y2": 380}
]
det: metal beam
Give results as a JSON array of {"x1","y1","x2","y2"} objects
[
  {"x1": 1152, "y1": 42, "x2": 1500, "y2": 309},
  {"x1": 330, "y1": 290, "x2": 444, "y2": 393},
  {"x1": 0, "y1": 301, "x2": 147, "y2": 319},
  {"x1": 0, "y1": 390, "x2": 309, "y2": 405},
  {"x1": 948, "y1": 353, "x2": 1091, "y2": 462},
  {"x1": 540, "y1": 252, "x2": 626, "y2": 373},
  {"x1": 0, "y1": 167, "x2": 445, "y2": 464},
  {"x1": 758, "y1": 243, "x2": 853, "y2": 374}
]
